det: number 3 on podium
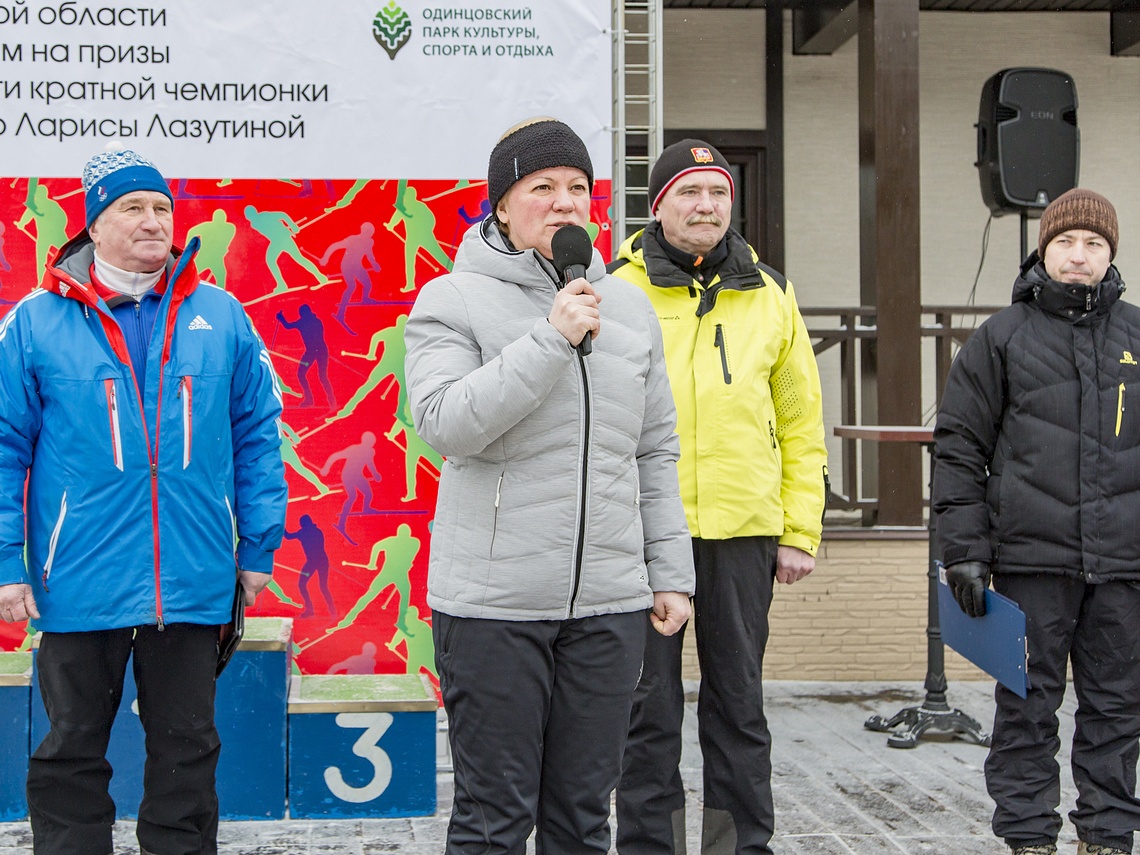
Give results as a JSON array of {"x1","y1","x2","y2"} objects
[{"x1": 323, "y1": 712, "x2": 394, "y2": 803}]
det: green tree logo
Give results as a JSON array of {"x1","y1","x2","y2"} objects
[{"x1": 373, "y1": 2, "x2": 412, "y2": 60}]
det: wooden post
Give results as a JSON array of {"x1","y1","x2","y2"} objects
[
  {"x1": 766, "y1": 1, "x2": 786, "y2": 272},
  {"x1": 858, "y1": 0, "x2": 923, "y2": 525}
]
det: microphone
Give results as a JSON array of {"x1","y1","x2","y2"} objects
[{"x1": 551, "y1": 224, "x2": 595, "y2": 356}]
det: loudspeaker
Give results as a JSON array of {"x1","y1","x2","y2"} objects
[{"x1": 976, "y1": 67, "x2": 1079, "y2": 217}]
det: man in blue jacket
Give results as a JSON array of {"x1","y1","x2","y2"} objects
[{"x1": 0, "y1": 147, "x2": 288, "y2": 855}]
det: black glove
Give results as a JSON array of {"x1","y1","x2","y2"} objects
[{"x1": 946, "y1": 561, "x2": 991, "y2": 618}]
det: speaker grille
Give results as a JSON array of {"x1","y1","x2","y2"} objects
[{"x1": 976, "y1": 67, "x2": 1079, "y2": 215}]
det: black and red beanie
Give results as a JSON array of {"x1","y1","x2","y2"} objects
[{"x1": 648, "y1": 139, "x2": 734, "y2": 213}]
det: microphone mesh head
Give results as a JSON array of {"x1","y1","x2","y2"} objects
[{"x1": 551, "y1": 225, "x2": 593, "y2": 276}]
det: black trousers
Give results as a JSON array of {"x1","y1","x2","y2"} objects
[
  {"x1": 617, "y1": 536, "x2": 778, "y2": 855},
  {"x1": 616, "y1": 616, "x2": 687, "y2": 855},
  {"x1": 435, "y1": 610, "x2": 646, "y2": 855},
  {"x1": 988, "y1": 574, "x2": 1140, "y2": 852},
  {"x1": 28, "y1": 624, "x2": 221, "y2": 855}
]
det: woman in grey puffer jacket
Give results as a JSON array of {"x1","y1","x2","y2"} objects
[{"x1": 405, "y1": 118, "x2": 694, "y2": 854}]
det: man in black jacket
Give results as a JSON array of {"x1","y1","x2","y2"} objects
[{"x1": 933, "y1": 189, "x2": 1140, "y2": 855}]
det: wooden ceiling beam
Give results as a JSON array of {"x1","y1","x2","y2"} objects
[
  {"x1": 793, "y1": 1, "x2": 859, "y2": 54},
  {"x1": 1112, "y1": 11, "x2": 1140, "y2": 55}
]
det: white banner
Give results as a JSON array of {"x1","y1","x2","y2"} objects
[{"x1": 0, "y1": 0, "x2": 613, "y2": 179}]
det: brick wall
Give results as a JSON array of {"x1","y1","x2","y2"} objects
[{"x1": 681, "y1": 533, "x2": 988, "y2": 682}]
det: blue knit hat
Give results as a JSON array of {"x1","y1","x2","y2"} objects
[{"x1": 82, "y1": 145, "x2": 172, "y2": 228}]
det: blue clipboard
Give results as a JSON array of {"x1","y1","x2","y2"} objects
[{"x1": 937, "y1": 563, "x2": 1031, "y2": 698}]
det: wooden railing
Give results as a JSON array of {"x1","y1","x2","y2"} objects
[{"x1": 802, "y1": 304, "x2": 1004, "y2": 522}]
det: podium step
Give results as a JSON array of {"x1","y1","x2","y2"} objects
[
  {"x1": 216, "y1": 617, "x2": 293, "y2": 818},
  {"x1": 287, "y1": 672, "x2": 438, "y2": 818},
  {"x1": 0, "y1": 652, "x2": 32, "y2": 821}
]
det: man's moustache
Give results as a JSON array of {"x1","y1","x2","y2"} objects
[{"x1": 687, "y1": 217, "x2": 722, "y2": 226}]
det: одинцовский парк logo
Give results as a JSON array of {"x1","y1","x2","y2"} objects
[{"x1": 373, "y1": 2, "x2": 412, "y2": 59}]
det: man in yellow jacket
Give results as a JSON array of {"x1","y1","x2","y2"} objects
[{"x1": 611, "y1": 139, "x2": 828, "y2": 855}]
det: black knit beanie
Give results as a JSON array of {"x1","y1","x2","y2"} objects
[
  {"x1": 487, "y1": 118, "x2": 593, "y2": 217},
  {"x1": 649, "y1": 139, "x2": 734, "y2": 213},
  {"x1": 1037, "y1": 188, "x2": 1118, "y2": 260}
]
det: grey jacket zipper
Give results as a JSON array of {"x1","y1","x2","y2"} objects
[{"x1": 568, "y1": 349, "x2": 591, "y2": 615}]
